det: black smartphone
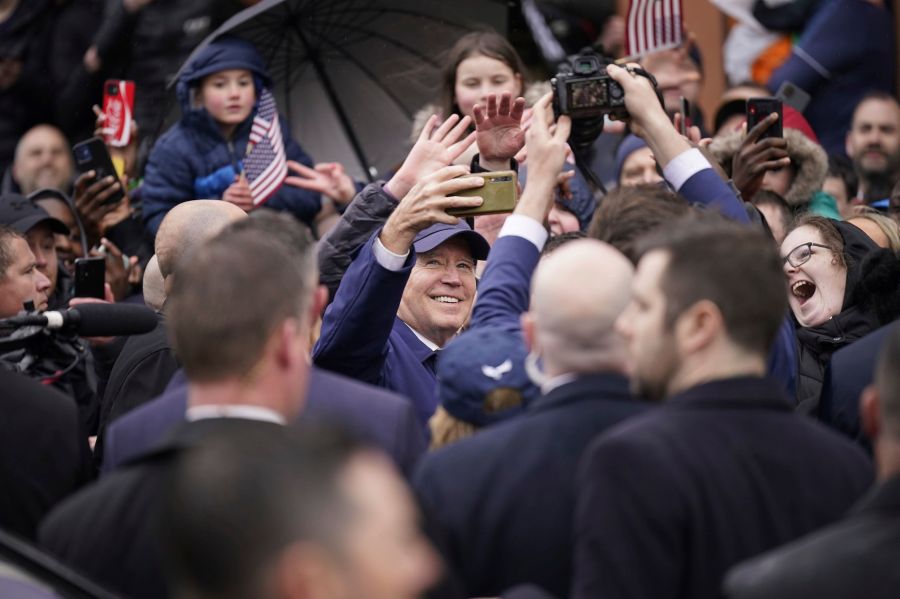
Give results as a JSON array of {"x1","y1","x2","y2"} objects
[
  {"x1": 73, "y1": 256, "x2": 106, "y2": 299},
  {"x1": 72, "y1": 137, "x2": 125, "y2": 206},
  {"x1": 679, "y1": 96, "x2": 690, "y2": 135},
  {"x1": 746, "y1": 97, "x2": 783, "y2": 140}
]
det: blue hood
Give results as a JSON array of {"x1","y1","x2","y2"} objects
[{"x1": 176, "y1": 37, "x2": 272, "y2": 116}]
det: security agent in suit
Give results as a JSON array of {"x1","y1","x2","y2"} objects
[
  {"x1": 159, "y1": 424, "x2": 442, "y2": 599},
  {"x1": 102, "y1": 365, "x2": 426, "y2": 477},
  {"x1": 94, "y1": 199, "x2": 246, "y2": 460},
  {"x1": 724, "y1": 323, "x2": 900, "y2": 599},
  {"x1": 38, "y1": 216, "x2": 324, "y2": 599},
  {"x1": 819, "y1": 322, "x2": 895, "y2": 446},
  {"x1": 414, "y1": 95, "x2": 649, "y2": 598},
  {"x1": 0, "y1": 370, "x2": 92, "y2": 541},
  {"x1": 570, "y1": 217, "x2": 874, "y2": 599}
]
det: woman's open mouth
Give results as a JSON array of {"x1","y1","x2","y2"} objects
[{"x1": 791, "y1": 280, "x2": 816, "y2": 304}]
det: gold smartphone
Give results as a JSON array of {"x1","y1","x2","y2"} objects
[{"x1": 447, "y1": 170, "x2": 518, "y2": 217}]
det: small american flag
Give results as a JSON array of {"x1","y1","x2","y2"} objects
[
  {"x1": 244, "y1": 88, "x2": 287, "y2": 206},
  {"x1": 625, "y1": 0, "x2": 684, "y2": 59}
]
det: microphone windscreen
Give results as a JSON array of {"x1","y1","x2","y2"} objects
[{"x1": 72, "y1": 303, "x2": 158, "y2": 337}]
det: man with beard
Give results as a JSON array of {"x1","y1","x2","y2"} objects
[
  {"x1": 1, "y1": 125, "x2": 74, "y2": 195},
  {"x1": 845, "y1": 92, "x2": 900, "y2": 203},
  {"x1": 570, "y1": 218, "x2": 874, "y2": 599}
]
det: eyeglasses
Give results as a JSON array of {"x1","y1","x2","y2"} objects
[{"x1": 782, "y1": 242, "x2": 832, "y2": 268}]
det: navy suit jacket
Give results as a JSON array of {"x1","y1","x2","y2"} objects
[
  {"x1": 414, "y1": 373, "x2": 648, "y2": 598},
  {"x1": 572, "y1": 376, "x2": 874, "y2": 599},
  {"x1": 103, "y1": 366, "x2": 425, "y2": 476},
  {"x1": 819, "y1": 322, "x2": 896, "y2": 444},
  {"x1": 314, "y1": 232, "x2": 440, "y2": 427}
]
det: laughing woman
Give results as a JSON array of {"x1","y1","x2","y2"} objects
[{"x1": 781, "y1": 215, "x2": 900, "y2": 412}]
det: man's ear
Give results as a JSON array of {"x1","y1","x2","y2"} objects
[
  {"x1": 520, "y1": 311, "x2": 536, "y2": 353},
  {"x1": 675, "y1": 299, "x2": 721, "y2": 355},
  {"x1": 860, "y1": 384, "x2": 881, "y2": 442}
]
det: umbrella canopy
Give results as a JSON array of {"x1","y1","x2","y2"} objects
[{"x1": 171, "y1": 0, "x2": 509, "y2": 181}]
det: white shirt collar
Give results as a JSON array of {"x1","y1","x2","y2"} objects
[
  {"x1": 185, "y1": 405, "x2": 287, "y2": 425},
  {"x1": 404, "y1": 322, "x2": 441, "y2": 352},
  {"x1": 541, "y1": 373, "x2": 579, "y2": 395}
]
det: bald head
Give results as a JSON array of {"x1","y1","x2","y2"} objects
[
  {"x1": 528, "y1": 239, "x2": 634, "y2": 376},
  {"x1": 155, "y1": 200, "x2": 246, "y2": 282},
  {"x1": 143, "y1": 255, "x2": 165, "y2": 311}
]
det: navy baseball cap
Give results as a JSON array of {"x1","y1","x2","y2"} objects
[
  {"x1": 0, "y1": 193, "x2": 69, "y2": 235},
  {"x1": 437, "y1": 326, "x2": 540, "y2": 427},
  {"x1": 413, "y1": 221, "x2": 490, "y2": 261}
]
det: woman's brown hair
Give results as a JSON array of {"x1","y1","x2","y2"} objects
[{"x1": 439, "y1": 30, "x2": 527, "y2": 119}]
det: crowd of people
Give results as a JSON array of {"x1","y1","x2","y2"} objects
[{"x1": 2, "y1": 0, "x2": 900, "y2": 598}]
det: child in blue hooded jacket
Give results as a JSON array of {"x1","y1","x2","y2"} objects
[{"x1": 141, "y1": 38, "x2": 326, "y2": 236}]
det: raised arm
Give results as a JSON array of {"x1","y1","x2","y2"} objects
[{"x1": 471, "y1": 93, "x2": 571, "y2": 329}]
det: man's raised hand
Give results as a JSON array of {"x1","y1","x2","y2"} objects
[{"x1": 379, "y1": 165, "x2": 483, "y2": 255}]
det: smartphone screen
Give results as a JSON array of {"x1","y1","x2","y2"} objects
[
  {"x1": 73, "y1": 257, "x2": 106, "y2": 299},
  {"x1": 746, "y1": 97, "x2": 783, "y2": 140}
]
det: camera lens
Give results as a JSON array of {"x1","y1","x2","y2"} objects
[{"x1": 76, "y1": 146, "x2": 91, "y2": 162}]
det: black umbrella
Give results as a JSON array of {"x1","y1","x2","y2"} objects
[{"x1": 171, "y1": 0, "x2": 510, "y2": 181}]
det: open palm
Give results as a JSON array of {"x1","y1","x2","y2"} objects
[{"x1": 474, "y1": 93, "x2": 526, "y2": 162}]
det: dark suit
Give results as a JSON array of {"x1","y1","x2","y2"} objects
[
  {"x1": 99, "y1": 313, "x2": 178, "y2": 427},
  {"x1": 414, "y1": 373, "x2": 648, "y2": 598},
  {"x1": 314, "y1": 233, "x2": 439, "y2": 427},
  {"x1": 0, "y1": 371, "x2": 92, "y2": 541},
  {"x1": 103, "y1": 366, "x2": 425, "y2": 475},
  {"x1": 39, "y1": 419, "x2": 278, "y2": 599},
  {"x1": 820, "y1": 322, "x2": 896, "y2": 444},
  {"x1": 572, "y1": 376, "x2": 874, "y2": 599},
  {"x1": 724, "y1": 474, "x2": 900, "y2": 599}
]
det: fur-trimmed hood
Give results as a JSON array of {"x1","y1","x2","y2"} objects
[
  {"x1": 410, "y1": 81, "x2": 552, "y2": 142},
  {"x1": 708, "y1": 128, "x2": 828, "y2": 208}
]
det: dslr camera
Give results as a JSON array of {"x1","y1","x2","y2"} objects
[{"x1": 551, "y1": 48, "x2": 627, "y2": 121}]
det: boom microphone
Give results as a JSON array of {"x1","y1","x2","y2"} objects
[{"x1": 2, "y1": 303, "x2": 157, "y2": 337}]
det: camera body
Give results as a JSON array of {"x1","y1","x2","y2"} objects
[{"x1": 552, "y1": 49, "x2": 627, "y2": 121}]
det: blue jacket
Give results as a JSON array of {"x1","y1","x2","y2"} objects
[
  {"x1": 313, "y1": 231, "x2": 439, "y2": 428},
  {"x1": 102, "y1": 367, "x2": 426, "y2": 476},
  {"x1": 767, "y1": 0, "x2": 896, "y2": 156},
  {"x1": 141, "y1": 39, "x2": 321, "y2": 235}
]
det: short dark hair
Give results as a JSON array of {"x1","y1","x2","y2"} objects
[
  {"x1": 852, "y1": 90, "x2": 900, "y2": 125},
  {"x1": 827, "y1": 154, "x2": 858, "y2": 201},
  {"x1": 588, "y1": 185, "x2": 690, "y2": 264},
  {"x1": 877, "y1": 324, "x2": 900, "y2": 438},
  {"x1": 440, "y1": 30, "x2": 526, "y2": 119},
  {"x1": 0, "y1": 225, "x2": 23, "y2": 281},
  {"x1": 167, "y1": 217, "x2": 315, "y2": 382},
  {"x1": 637, "y1": 216, "x2": 788, "y2": 356},
  {"x1": 160, "y1": 425, "x2": 363, "y2": 599},
  {"x1": 542, "y1": 231, "x2": 586, "y2": 256},
  {"x1": 752, "y1": 190, "x2": 792, "y2": 235}
]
